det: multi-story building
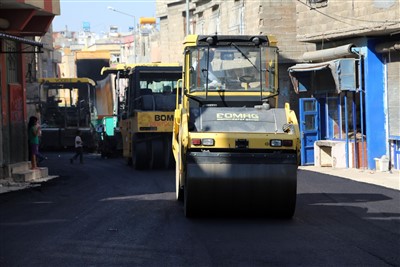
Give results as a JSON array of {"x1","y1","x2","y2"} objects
[
  {"x1": 156, "y1": 0, "x2": 399, "y2": 171},
  {"x1": 0, "y1": 0, "x2": 60, "y2": 178},
  {"x1": 155, "y1": 0, "x2": 314, "y2": 113},
  {"x1": 54, "y1": 19, "x2": 161, "y2": 79},
  {"x1": 288, "y1": 0, "x2": 399, "y2": 171}
]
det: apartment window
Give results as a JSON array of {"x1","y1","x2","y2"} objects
[
  {"x1": 196, "y1": 12, "x2": 205, "y2": 35},
  {"x1": 183, "y1": 10, "x2": 195, "y2": 35},
  {"x1": 208, "y1": 5, "x2": 220, "y2": 35},
  {"x1": 4, "y1": 40, "x2": 20, "y2": 83},
  {"x1": 229, "y1": 1, "x2": 244, "y2": 34}
]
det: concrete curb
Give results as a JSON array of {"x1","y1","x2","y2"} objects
[{"x1": 0, "y1": 175, "x2": 59, "y2": 194}]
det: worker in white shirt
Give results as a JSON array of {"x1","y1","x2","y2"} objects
[
  {"x1": 70, "y1": 130, "x2": 84, "y2": 164},
  {"x1": 193, "y1": 48, "x2": 221, "y2": 89}
]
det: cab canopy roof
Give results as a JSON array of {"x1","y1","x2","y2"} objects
[
  {"x1": 38, "y1": 77, "x2": 96, "y2": 86},
  {"x1": 183, "y1": 34, "x2": 277, "y2": 47},
  {"x1": 101, "y1": 62, "x2": 181, "y2": 77}
]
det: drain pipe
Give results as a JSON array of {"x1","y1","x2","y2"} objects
[
  {"x1": 352, "y1": 91, "x2": 358, "y2": 168},
  {"x1": 344, "y1": 93, "x2": 349, "y2": 168},
  {"x1": 352, "y1": 47, "x2": 366, "y2": 170},
  {"x1": 303, "y1": 44, "x2": 356, "y2": 62}
]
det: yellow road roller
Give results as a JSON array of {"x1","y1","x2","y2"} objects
[
  {"x1": 119, "y1": 63, "x2": 182, "y2": 169},
  {"x1": 172, "y1": 35, "x2": 300, "y2": 217}
]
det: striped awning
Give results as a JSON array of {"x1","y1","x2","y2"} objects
[
  {"x1": 0, "y1": 32, "x2": 43, "y2": 53},
  {"x1": 0, "y1": 32, "x2": 43, "y2": 47}
]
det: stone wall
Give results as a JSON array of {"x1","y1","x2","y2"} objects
[
  {"x1": 155, "y1": 0, "x2": 311, "y2": 108},
  {"x1": 156, "y1": 0, "x2": 314, "y2": 63},
  {"x1": 296, "y1": 0, "x2": 400, "y2": 42}
]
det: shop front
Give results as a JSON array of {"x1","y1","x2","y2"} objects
[
  {"x1": 375, "y1": 40, "x2": 400, "y2": 170},
  {"x1": 0, "y1": 0, "x2": 59, "y2": 178},
  {"x1": 288, "y1": 41, "x2": 390, "y2": 170},
  {"x1": 288, "y1": 39, "x2": 400, "y2": 170}
]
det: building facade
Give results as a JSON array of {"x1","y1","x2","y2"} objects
[
  {"x1": 155, "y1": 0, "x2": 314, "y2": 112},
  {"x1": 0, "y1": 0, "x2": 60, "y2": 178},
  {"x1": 155, "y1": 0, "x2": 399, "y2": 171},
  {"x1": 289, "y1": 0, "x2": 399, "y2": 170}
]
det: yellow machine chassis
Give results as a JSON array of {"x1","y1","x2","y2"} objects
[{"x1": 172, "y1": 35, "x2": 300, "y2": 217}]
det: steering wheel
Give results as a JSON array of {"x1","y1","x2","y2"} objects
[{"x1": 239, "y1": 75, "x2": 256, "y2": 83}]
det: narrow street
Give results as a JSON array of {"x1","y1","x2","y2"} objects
[{"x1": 0, "y1": 151, "x2": 399, "y2": 266}]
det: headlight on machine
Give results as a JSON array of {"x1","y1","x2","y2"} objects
[
  {"x1": 201, "y1": 138, "x2": 215, "y2": 146},
  {"x1": 270, "y1": 139, "x2": 282, "y2": 147},
  {"x1": 270, "y1": 139, "x2": 293, "y2": 147}
]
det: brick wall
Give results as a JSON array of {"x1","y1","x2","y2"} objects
[{"x1": 156, "y1": 0, "x2": 314, "y2": 63}]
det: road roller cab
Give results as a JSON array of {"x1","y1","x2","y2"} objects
[{"x1": 173, "y1": 35, "x2": 300, "y2": 217}]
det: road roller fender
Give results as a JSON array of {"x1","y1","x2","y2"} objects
[
  {"x1": 173, "y1": 108, "x2": 189, "y2": 200},
  {"x1": 175, "y1": 127, "x2": 185, "y2": 201},
  {"x1": 285, "y1": 103, "x2": 301, "y2": 163},
  {"x1": 178, "y1": 110, "x2": 189, "y2": 185},
  {"x1": 172, "y1": 107, "x2": 185, "y2": 161}
]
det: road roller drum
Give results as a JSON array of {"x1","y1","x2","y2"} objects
[{"x1": 184, "y1": 151, "x2": 298, "y2": 217}]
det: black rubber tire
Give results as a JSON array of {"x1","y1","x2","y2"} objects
[
  {"x1": 132, "y1": 138, "x2": 148, "y2": 170},
  {"x1": 175, "y1": 159, "x2": 184, "y2": 201},
  {"x1": 276, "y1": 181, "x2": 297, "y2": 219},
  {"x1": 175, "y1": 129, "x2": 184, "y2": 201},
  {"x1": 149, "y1": 139, "x2": 164, "y2": 169},
  {"x1": 125, "y1": 156, "x2": 133, "y2": 166},
  {"x1": 183, "y1": 174, "x2": 192, "y2": 217},
  {"x1": 164, "y1": 136, "x2": 174, "y2": 169}
]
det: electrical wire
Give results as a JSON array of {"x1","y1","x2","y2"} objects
[{"x1": 297, "y1": 0, "x2": 400, "y2": 26}]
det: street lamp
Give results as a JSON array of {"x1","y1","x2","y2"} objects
[
  {"x1": 186, "y1": 0, "x2": 190, "y2": 35},
  {"x1": 107, "y1": 6, "x2": 137, "y2": 63},
  {"x1": 107, "y1": 6, "x2": 136, "y2": 32}
]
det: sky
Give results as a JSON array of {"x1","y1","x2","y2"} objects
[{"x1": 52, "y1": 0, "x2": 156, "y2": 33}]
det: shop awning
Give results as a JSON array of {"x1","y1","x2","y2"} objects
[{"x1": 288, "y1": 58, "x2": 357, "y2": 94}]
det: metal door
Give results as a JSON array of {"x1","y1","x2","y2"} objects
[{"x1": 299, "y1": 98, "x2": 320, "y2": 165}]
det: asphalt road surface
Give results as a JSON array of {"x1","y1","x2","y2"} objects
[{"x1": 0, "y1": 152, "x2": 399, "y2": 266}]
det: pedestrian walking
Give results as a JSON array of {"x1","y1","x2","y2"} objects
[
  {"x1": 28, "y1": 116, "x2": 46, "y2": 169},
  {"x1": 70, "y1": 130, "x2": 84, "y2": 164}
]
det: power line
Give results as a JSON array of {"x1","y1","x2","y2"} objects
[{"x1": 297, "y1": 0, "x2": 400, "y2": 25}]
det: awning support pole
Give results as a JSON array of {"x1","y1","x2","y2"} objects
[
  {"x1": 353, "y1": 48, "x2": 366, "y2": 170},
  {"x1": 344, "y1": 93, "x2": 349, "y2": 168},
  {"x1": 352, "y1": 91, "x2": 358, "y2": 168}
]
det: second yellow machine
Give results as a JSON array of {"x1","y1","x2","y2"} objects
[
  {"x1": 173, "y1": 35, "x2": 300, "y2": 217},
  {"x1": 119, "y1": 63, "x2": 182, "y2": 169}
]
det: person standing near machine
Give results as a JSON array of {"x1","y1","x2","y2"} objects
[
  {"x1": 70, "y1": 130, "x2": 84, "y2": 164},
  {"x1": 28, "y1": 116, "x2": 41, "y2": 169}
]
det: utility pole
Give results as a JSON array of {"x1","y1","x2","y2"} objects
[
  {"x1": 107, "y1": 6, "x2": 137, "y2": 63},
  {"x1": 186, "y1": 0, "x2": 190, "y2": 35}
]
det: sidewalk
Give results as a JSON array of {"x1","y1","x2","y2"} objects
[
  {"x1": 299, "y1": 166, "x2": 400, "y2": 191},
  {"x1": 0, "y1": 175, "x2": 58, "y2": 194}
]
